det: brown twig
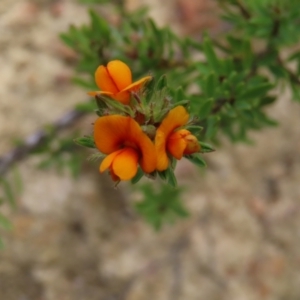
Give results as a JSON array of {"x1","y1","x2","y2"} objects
[
  {"x1": 235, "y1": 0, "x2": 251, "y2": 20},
  {"x1": 0, "y1": 110, "x2": 86, "y2": 177},
  {"x1": 277, "y1": 57, "x2": 300, "y2": 85}
]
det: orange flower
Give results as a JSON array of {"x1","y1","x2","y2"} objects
[
  {"x1": 155, "y1": 106, "x2": 200, "y2": 171},
  {"x1": 88, "y1": 60, "x2": 152, "y2": 105},
  {"x1": 94, "y1": 115, "x2": 156, "y2": 181}
]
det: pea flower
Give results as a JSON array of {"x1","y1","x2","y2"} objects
[
  {"x1": 88, "y1": 60, "x2": 152, "y2": 105},
  {"x1": 94, "y1": 115, "x2": 156, "y2": 181},
  {"x1": 155, "y1": 106, "x2": 200, "y2": 171}
]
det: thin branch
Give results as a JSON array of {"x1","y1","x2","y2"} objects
[
  {"x1": 0, "y1": 110, "x2": 86, "y2": 177},
  {"x1": 235, "y1": 0, "x2": 251, "y2": 20},
  {"x1": 278, "y1": 57, "x2": 300, "y2": 85},
  {"x1": 212, "y1": 97, "x2": 235, "y2": 114}
]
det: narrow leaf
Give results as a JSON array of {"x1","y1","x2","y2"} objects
[
  {"x1": 156, "y1": 75, "x2": 168, "y2": 90},
  {"x1": 186, "y1": 154, "x2": 207, "y2": 167},
  {"x1": 240, "y1": 83, "x2": 273, "y2": 100},
  {"x1": 75, "y1": 101, "x2": 96, "y2": 113},
  {"x1": 0, "y1": 213, "x2": 12, "y2": 230},
  {"x1": 165, "y1": 168, "x2": 177, "y2": 188},
  {"x1": 131, "y1": 168, "x2": 144, "y2": 184},
  {"x1": 203, "y1": 36, "x2": 219, "y2": 70},
  {"x1": 198, "y1": 98, "x2": 214, "y2": 119},
  {"x1": 74, "y1": 136, "x2": 95, "y2": 148},
  {"x1": 205, "y1": 73, "x2": 217, "y2": 97},
  {"x1": 199, "y1": 142, "x2": 215, "y2": 153}
]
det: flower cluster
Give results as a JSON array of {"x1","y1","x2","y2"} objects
[{"x1": 79, "y1": 60, "x2": 212, "y2": 185}]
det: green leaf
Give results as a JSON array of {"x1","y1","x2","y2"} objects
[
  {"x1": 87, "y1": 152, "x2": 105, "y2": 162},
  {"x1": 131, "y1": 168, "x2": 144, "y2": 184},
  {"x1": 0, "y1": 213, "x2": 12, "y2": 230},
  {"x1": 148, "y1": 19, "x2": 164, "y2": 57},
  {"x1": 288, "y1": 51, "x2": 300, "y2": 62},
  {"x1": 291, "y1": 83, "x2": 300, "y2": 101},
  {"x1": 239, "y1": 83, "x2": 273, "y2": 101},
  {"x1": 227, "y1": 71, "x2": 239, "y2": 84},
  {"x1": 227, "y1": 36, "x2": 242, "y2": 51},
  {"x1": 134, "y1": 182, "x2": 186, "y2": 230},
  {"x1": 60, "y1": 32, "x2": 75, "y2": 48},
  {"x1": 165, "y1": 168, "x2": 177, "y2": 188},
  {"x1": 171, "y1": 201, "x2": 189, "y2": 218},
  {"x1": 221, "y1": 59, "x2": 234, "y2": 75},
  {"x1": 144, "y1": 76, "x2": 156, "y2": 102},
  {"x1": 156, "y1": 75, "x2": 168, "y2": 90},
  {"x1": 89, "y1": 9, "x2": 110, "y2": 38},
  {"x1": 173, "y1": 87, "x2": 185, "y2": 102},
  {"x1": 158, "y1": 170, "x2": 167, "y2": 181},
  {"x1": 101, "y1": 96, "x2": 134, "y2": 116},
  {"x1": 205, "y1": 116, "x2": 219, "y2": 139},
  {"x1": 74, "y1": 136, "x2": 95, "y2": 148},
  {"x1": 75, "y1": 101, "x2": 96, "y2": 113},
  {"x1": 260, "y1": 96, "x2": 276, "y2": 106},
  {"x1": 185, "y1": 125, "x2": 203, "y2": 135},
  {"x1": 205, "y1": 73, "x2": 217, "y2": 97},
  {"x1": 234, "y1": 100, "x2": 252, "y2": 110},
  {"x1": 203, "y1": 36, "x2": 219, "y2": 70},
  {"x1": 68, "y1": 154, "x2": 83, "y2": 179},
  {"x1": 187, "y1": 37, "x2": 202, "y2": 51},
  {"x1": 198, "y1": 98, "x2": 214, "y2": 119},
  {"x1": 222, "y1": 102, "x2": 237, "y2": 117},
  {"x1": 172, "y1": 100, "x2": 189, "y2": 108},
  {"x1": 186, "y1": 154, "x2": 207, "y2": 167},
  {"x1": 268, "y1": 64, "x2": 288, "y2": 78},
  {"x1": 199, "y1": 142, "x2": 215, "y2": 153},
  {"x1": 170, "y1": 157, "x2": 177, "y2": 170}
]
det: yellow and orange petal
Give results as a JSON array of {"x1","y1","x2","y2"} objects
[
  {"x1": 167, "y1": 129, "x2": 200, "y2": 160},
  {"x1": 115, "y1": 76, "x2": 152, "y2": 104},
  {"x1": 89, "y1": 60, "x2": 152, "y2": 105},
  {"x1": 155, "y1": 106, "x2": 190, "y2": 171},
  {"x1": 95, "y1": 60, "x2": 132, "y2": 93},
  {"x1": 113, "y1": 90, "x2": 132, "y2": 104},
  {"x1": 105, "y1": 60, "x2": 132, "y2": 91},
  {"x1": 157, "y1": 106, "x2": 189, "y2": 137},
  {"x1": 183, "y1": 134, "x2": 200, "y2": 155},
  {"x1": 122, "y1": 76, "x2": 152, "y2": 93},
  {"x1": 167, "y1": 130, "x2": 188, "y2": 160},
  {"x1": 100, "y1": 147, "x2": 139, "y2": 181},
  {"x1": 87, "y1": 91, "x2": 113, "y2": 97},
  {"x1": 155, "y1": 130, "x2": 169, "y2": 171},
  {"x1": 87, "y1": 90, "x2": 137, "y2": 105},
  {"x1": 94, "y1": 115, "x2": 156, "y2": 174}
]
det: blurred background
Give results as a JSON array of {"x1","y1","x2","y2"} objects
[{"x1": 1, "y1": 0, "x2": 300, "y2": 299}]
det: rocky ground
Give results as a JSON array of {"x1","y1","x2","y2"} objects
[{"x1": 1, "y1": 1, "x2": 300, "y2": 300}]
